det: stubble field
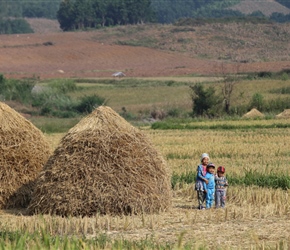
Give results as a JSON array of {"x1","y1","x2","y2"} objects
[{"x1": 1, "y1": 121, "x2": 290, "y2": 249}]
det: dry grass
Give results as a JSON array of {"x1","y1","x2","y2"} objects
[{"x1": 242, "y1": 108, "x2": 264, "y2": 118}]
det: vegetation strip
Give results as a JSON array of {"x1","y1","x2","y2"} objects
[
  {"x1": 171, "y1": 170, "x2": 290, "y2": 190},
  {"x1": 152, "y1": 122, "x2": 290, "y2": 130}
]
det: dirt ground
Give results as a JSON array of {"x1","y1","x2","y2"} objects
[{"x1": 1, "y1": 23, "x2": 290, "y2": 80}]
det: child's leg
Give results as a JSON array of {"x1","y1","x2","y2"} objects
[
  {"x1": 221, "y1": 190, "x2": 227, "y2": 208},
  {"x1": 206, "y1": 189, "x2": 214, "y2": 208},
  {"x1": 197, "y1": 191, "x2": 206, "y2": 209},
  {"x1": 215, "y1": 190, "x2": 221, "y2": 208}
]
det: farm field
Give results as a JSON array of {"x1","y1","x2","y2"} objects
[
  {"x1": 67, "y1": 78, "x2": 290, "y2": 116},
  {"x1": 1, "y1": 21, "x2": 290, "y2": 80},
  {"x1": 1, "y1": 18, "x2": 290, "y2": 249},
  {"x1": 1, "y1": 120, "x2": 290, "y2": 249}
]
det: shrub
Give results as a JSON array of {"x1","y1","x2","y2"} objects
[
  {"x1": 249, "y1": 93, "x2": 265, "y2": 111},
  {"x1": 47, "y1": 79, "x2": 77, "y2": 94},
  {"x1": 74, "y1": 94, "x2": 106, "y2": 114},
  {"x1": 190, "y1": 83, "x2": 221, "y2": 117},
  {"x1": 0, "y1": 77, "x2": 35, "y2": 104}
]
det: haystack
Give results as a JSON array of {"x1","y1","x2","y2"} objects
[
  {"x1": 276, "y1": 109, "x2": 290, "y2": 118},
  {"x1": 28, "y1": 106, "x2": 172, "y2": 217},
  {"x1": 0, "y1": 102, "x2": 51, "y2": 209},
  {"x1": 242, "y1": 108, "x2": 265, "y2": 118}
]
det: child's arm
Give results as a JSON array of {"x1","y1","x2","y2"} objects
[
  {"x1": 224, "y1": 177, "x2": 229, "y2": 186},
  {"x1": 203, "y1": 177, "x2": 208, "y2": 192},
  {"x1": 197, "y1": 165, "x2": 209, "y2": 184}
]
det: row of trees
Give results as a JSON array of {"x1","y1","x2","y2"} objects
[
  {"x1": 0, "y1": 0, "x2": 61, "y2": 19},
  {"x1": 57, "y1": 0, "x2": 154, "y2": 31},
  {"x1": 151, "y1": 0, "x2": 240, "y2": 23}
]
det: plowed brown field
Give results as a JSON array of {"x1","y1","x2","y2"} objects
[{"x1": 1, "y1": 21, "x2": 290, "y2": 79}]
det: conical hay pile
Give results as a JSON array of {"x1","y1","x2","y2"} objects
[
  {"x1": 28, "y1": 106, "x2": 172, "y2": 217},
  {"x1": 242, "y1": 108, "x2": 265, "y2": 118},
  {"x1": 0, "y1": 102, "x2": 51, "y2": 209},
  {"x1": 276, "y1": 109, "x2": 290, "y2": 118}
]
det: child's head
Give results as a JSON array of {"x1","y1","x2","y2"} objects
[
  {"x1": 217, "y1": 166, "x2": 226, "y2": 177},
  {"x1": 206, "y1": 163, "x2": 215, "y2": 174},
  {"x1": 201, "y1": 153, "x2": 210, "y2": 165}
]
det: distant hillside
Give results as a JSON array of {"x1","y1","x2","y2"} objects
[
  {"x1": 25, "y1": 18, "x2": 61, "y2": 33},
  {"x1": 230, "y1": 0, "x2": 290, "y2": 16}
]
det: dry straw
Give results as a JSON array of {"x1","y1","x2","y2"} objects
[
  {"x1": 0, "y1": 102, "x2": 51, "y2": 209},
  {"x1": 276, "y1": 109, "x2": 290, "y2": 118},
  {"x1": 28, "y1": 106, "x2": 172, "y2": 217},
  {"x1": 242, "y1": 108, "x2": 264, "y2": 118}
]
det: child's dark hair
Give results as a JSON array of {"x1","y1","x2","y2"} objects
[{"x1": 207, "y1": 163, "x2": 215, "y2": 169}]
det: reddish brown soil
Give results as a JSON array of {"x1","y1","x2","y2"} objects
[{"x1": 1, "y1": 22, "x2": 290, "y2": 79}]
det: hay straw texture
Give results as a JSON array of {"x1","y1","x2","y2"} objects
[
  {"x1": 242, "y1": 108, "x2": 264, "y2": 118},
  {"x1": 276, "y1": 109, "x2": 290, "y2": 118},
  {"x1": 28, "y1": 106, "x2": 172, "y2": 217},
  {"x1": 0, "y1": 102, "x2": 51, "y2": 209}
]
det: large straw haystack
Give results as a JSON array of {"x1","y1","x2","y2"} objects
[
  {"x1": 276, "y1": 109, "x2": 290, "y2": 118},
  {"x1": 242, "y1": 108, "x2": 264, "y2": 118},
  {"x1": 28, "y1": 106, "x2": 172, "y2": 217},
  {"x1": 0, "y1": 102, "x2": 51, "y2": 209}
]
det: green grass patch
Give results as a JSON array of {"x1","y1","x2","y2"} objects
[
  {"x1": 171, "y1": 169, "x2": 290, "y2": 190},
  {"x1": 30, "y1": 117, "x2": 80, "y2": 133},
  {"x1": 152, "y1": 121, "x2": 290, "y2": 130},
  {"x1": 0, "y1": 229, "x2": 180, "y2": 250},
  {"x1": 171, "y1": 171, "x2": 196, "y2": 189},
  {"x1": 228, "y1": 170, "x2": 290, "y2": 190}
]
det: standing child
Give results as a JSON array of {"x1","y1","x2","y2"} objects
[
  {"x1": 195, "y1": 153, "x2": 210, "y2": 210},
  {"x1": 203, "y1": 163, "x2": 216, "y2": 209},
  {"x1": 215, "y1": 166, "x2": 228, "y2": 208}
]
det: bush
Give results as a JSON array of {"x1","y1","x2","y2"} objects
[
  {"x1": 249, "y1": 93, "x2": 265, "y2": 111},
  {"x1": 0, "y1": 77, "x2": 35, "y2": 103},
  {"x1": 190, "y1": 83, "x2": 221, "y2": 117},
  {"x1": 74, "y1": 94, "x2": 106, "y2": 114},
  {"x1": 47, "y1": 79, "x2": 77, "y2": 94}
]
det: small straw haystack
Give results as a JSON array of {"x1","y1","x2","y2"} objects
[
  {"x1": 0, "y1": 102, "x2": 51, "y2": 209},
  {"x1": 242, "y1": 108, "x2": 265, "y2": 118},
  {"x1": 28, "y1": 106, "x2": 172, "y2": 217},
  {"x1": 276, "y1": 109, "x2": 290, "y2": 118}
]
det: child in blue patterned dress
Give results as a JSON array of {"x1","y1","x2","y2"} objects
[{"x1": 195, "y1": 153, "x2": 210, "y2": 210}]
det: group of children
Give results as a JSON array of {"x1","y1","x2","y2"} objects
[{"x1": 195, "y1": 153, "x2": 228, "y2": 210}]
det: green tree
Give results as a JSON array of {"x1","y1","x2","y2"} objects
[
  {"x1": 250, "y1": 93, "x2": 265, "y2": 111},
  {"x1": 190, "y1": 83, "x2": 219, "y2": 117},
  {"x1": 57, "y1": 0, "x2": 75, "y2": 31}
]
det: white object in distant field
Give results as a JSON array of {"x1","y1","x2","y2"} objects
[{"x1": 112, "y1": 72, "x2": 126, "y2": 77}]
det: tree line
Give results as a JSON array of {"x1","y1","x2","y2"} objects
[
  {"x1": 1, "y1": 0, "x2": 290, "y2": 34},
  {"x1": 57, "y1": 0, "x2": 154, "y2": 31}
]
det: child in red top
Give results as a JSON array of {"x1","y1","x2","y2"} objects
[{"x1": 215, "y1": 166, "x2": 229, "y2": 208}]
